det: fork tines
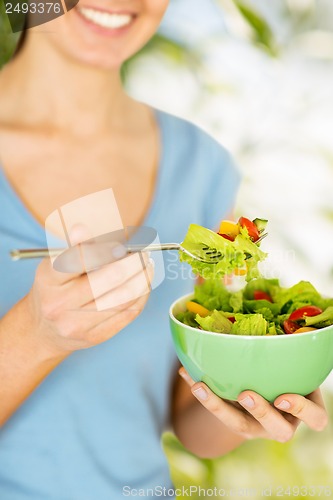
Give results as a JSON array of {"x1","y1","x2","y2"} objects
[{"x1": 202, "y1": 245, "x2": 223, "y2": 261}]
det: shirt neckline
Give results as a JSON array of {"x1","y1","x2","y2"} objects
[{"x1": 0, "y1": 107, "x2": 166, "y2": 243}]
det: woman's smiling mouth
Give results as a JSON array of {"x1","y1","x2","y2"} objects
[{"x1": 76, "y1": 6, "x2": 136, "y2": 31}]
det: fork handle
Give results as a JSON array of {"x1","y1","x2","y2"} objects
[{"x1": 10, "y1": 243, "x2": 181, "y2": 261}]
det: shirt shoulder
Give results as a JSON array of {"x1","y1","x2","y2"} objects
[
  {"x1": 156, "y1": 109, "x2": 241, "y2": 227},
  {"x1": 156, "y1": 108, "x2": 240, "y2": 176}
]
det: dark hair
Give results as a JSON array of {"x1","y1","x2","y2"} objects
[{"x1": 13, "y1": 16, "x2": 28, "y2": 56}]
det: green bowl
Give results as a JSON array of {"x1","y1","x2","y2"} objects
[{"x1": 169, "y1": 293, "x2": 333, "y2": 402}]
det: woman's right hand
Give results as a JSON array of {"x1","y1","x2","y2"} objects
[
  {"x1": 25, "y1": 245, "x2": 154, "y2": 357},
  {"x1": 1, "y1": 236, "x2": 154, "y2": 425}
]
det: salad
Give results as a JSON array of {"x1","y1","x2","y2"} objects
[
  {"x1": 177, "y1": 217, "x2": 333, "y2": 336},
  {"x1": 180, "y1": 217, "x2": 267, "y2": 280}
]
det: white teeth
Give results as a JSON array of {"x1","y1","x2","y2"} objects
[{"x1": 78, "y1": 7, "x2": 133, "y2": 29}]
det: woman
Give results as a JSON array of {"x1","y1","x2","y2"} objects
[{"x1": 0, "y1": 1, "x2": 328, "y2": 498}]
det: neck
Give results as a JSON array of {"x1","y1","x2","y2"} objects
[{"x1": 0, "y1": 35, "x2": 131, "y2": 136}]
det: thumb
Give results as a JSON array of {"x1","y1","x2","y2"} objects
[
  {"x1": 68, "y1": 223, "x2": 92, "y2": 246},
  {"x1": 67, "y1": 225, "x2": 127, "y2": 272},
  {"x1": 53, "y1": 224, "x2": 93, "y2": 274}
]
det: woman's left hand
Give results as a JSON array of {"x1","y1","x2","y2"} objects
[{"x1": 179, "y1": 367, "x2": 329, "y2": 443}]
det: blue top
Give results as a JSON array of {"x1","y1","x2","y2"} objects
[{"x1": 0, "y1": 110, "x2": 240, "y2": 500}]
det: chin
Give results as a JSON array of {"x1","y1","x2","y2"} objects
[
  {"x1": 42, "y1": 3, "x2": 165, "y2": 71},
  {"x1": 59, "y1": 42, "x2": 128, "y2": 70}
]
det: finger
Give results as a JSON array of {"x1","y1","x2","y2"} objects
[
  {"x1": 87, "y1": 293, "x2": 150, "y2": 343},
  {"x1": 82, "y1": 252, "x2": 150, "y2": 303},
  {"x1": 56, "y1": 292, "x2": 150, "y2": 347},
  {"x1": 68, "y1": 223, "x2": 92, "y2": 244},
  {"x1": 238, "y1": 391, "x2": 295, "y2": 443},
  {"x1": 51, "y1": 223, "x2": 95, "y2": 280},
  {"x1": 81, "y1": 258, "x2": 154, "y2": 310},
  {"x1": 60, "y1": 252, "x2": 150, "y2": 308},
  {"x1": 178, "y1": 376, "x2": 263, "y2": 438},
  {"x1": 37, "y1": 257, "x2": 83, "y2": 286},
  {"x1": 45, "y1": 258, "x2": 152, "y2": 318},
  {"x1": 274, "y1": 390, "x2": 328, "y2": 431},
  {"x1": 55, "y1": 239, "x2": 127, "y2": 274},
  {"x1": 307, "y1": 388, "x2": 326, "y2": 407},
  {"x1": 46, "y1": 228, "x2": 147, "y2": 286},
  {"x1": 278, "y1": 412, "x2": 300, "y2": 427},
  {"x1": 178, "y1": 367, "x2": 196, "y2": 386},
  {"x1": 179, "y1": 367, "x2": 255, "y2": 415},
  {"x1": 61, "y1": 297, "x2": 146, "y2": 346}
]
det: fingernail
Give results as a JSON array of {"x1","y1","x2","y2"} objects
[
  {"x1": 148, "y1": 257, "x2": 155, "y2": 268},
  {"x1": 179, "y1": 368, "x2": 190, "y2": 382},
  {"x1": 276, "y1": 400, "x2": 291, "y2": 410},
  {"x1": 239, "y1": 396, "x2": 255, "y2": 408},
  {"x1": 193, "y1": 387, "x2": 208, "y2": 401},
  {"x1": 112, "y1": 244, "x2": 127, "y2": 260}
]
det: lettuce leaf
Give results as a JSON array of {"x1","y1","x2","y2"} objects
[
  {"x1": 231, "y1": 313, "x2": 267, "y2": 336},
  {"x1": 194, "y1": 279, "x2": 232, "y2": 311},
  {"x1": 176, "y1": 311, "x2": 198, "y2": 328},
  {"x1": 273, "y1": 281, "x2": 333, "y2": 312},
  {"x1": 243, "y1": 299, "x2": 280, "y2": 319},
  {"x1": 229, "y1": 290, "x2": 244, "y2": 313},
  {"x1": 195, "y1": 310, "x2": 233, "y2": 334},
  {"x1": 267, "y1": 322, "x2": 284, "y2": 335},
  {"x1": 193, "y1": 279, "x2": 244, "y2": 313}
]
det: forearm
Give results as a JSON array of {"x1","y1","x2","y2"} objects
[
  {"x1": 0, "y1": 297, "x2": 68, "y2": 427},
  {"x1": 173, "y1": 397, "x2": 246, "y2": 459}
]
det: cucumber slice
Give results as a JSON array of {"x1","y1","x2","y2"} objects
[{"x1": 253, "y1": 218, "x2": 268, "y2": 234}]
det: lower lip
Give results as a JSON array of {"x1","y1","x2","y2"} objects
[{"x1": 74, "y1": 8, "x2": 136, "y2": 37}]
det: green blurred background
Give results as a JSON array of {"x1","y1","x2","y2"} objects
[{"x1": 1, "y1": 0, "x2": 333, "y2": 497}]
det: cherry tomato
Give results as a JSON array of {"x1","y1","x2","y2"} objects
[
  {"x1": 283, "y1": 319, "x2": 299, "y2": 335},
  {"x1": 253, "y1": 290, "x2": 273, "y2": 302},
  {"x1": 289, "y1": 306, "x2": 322, "y2": 322},
  {"x1": 238, "y1": 217, "x2": 260, "y2": 242}
]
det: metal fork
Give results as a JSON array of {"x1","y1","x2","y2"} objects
[
  {"x1": 10, "y1": 243, "x2": 220, "y2": 264},
  {"x1": 10, "y1": 233, "x2": 267, "y2": 264}
]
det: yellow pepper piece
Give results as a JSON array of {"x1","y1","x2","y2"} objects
[
  {"x1": 219, "y1": 220, "x2": 240, "y2": 239},
  {"x1": 293, "y1": 327, "x2": 317, "y2": 334},
  {"x1": 186, "y1": 301, "x2": 210, "y2": 317},
  {"x1": 234, "y1": 267, "x2": 247, "y2": 276}
]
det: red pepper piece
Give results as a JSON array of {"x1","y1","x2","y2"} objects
[{"x1": 253, "y1": 290, "x2": 273, "y2": 302}]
